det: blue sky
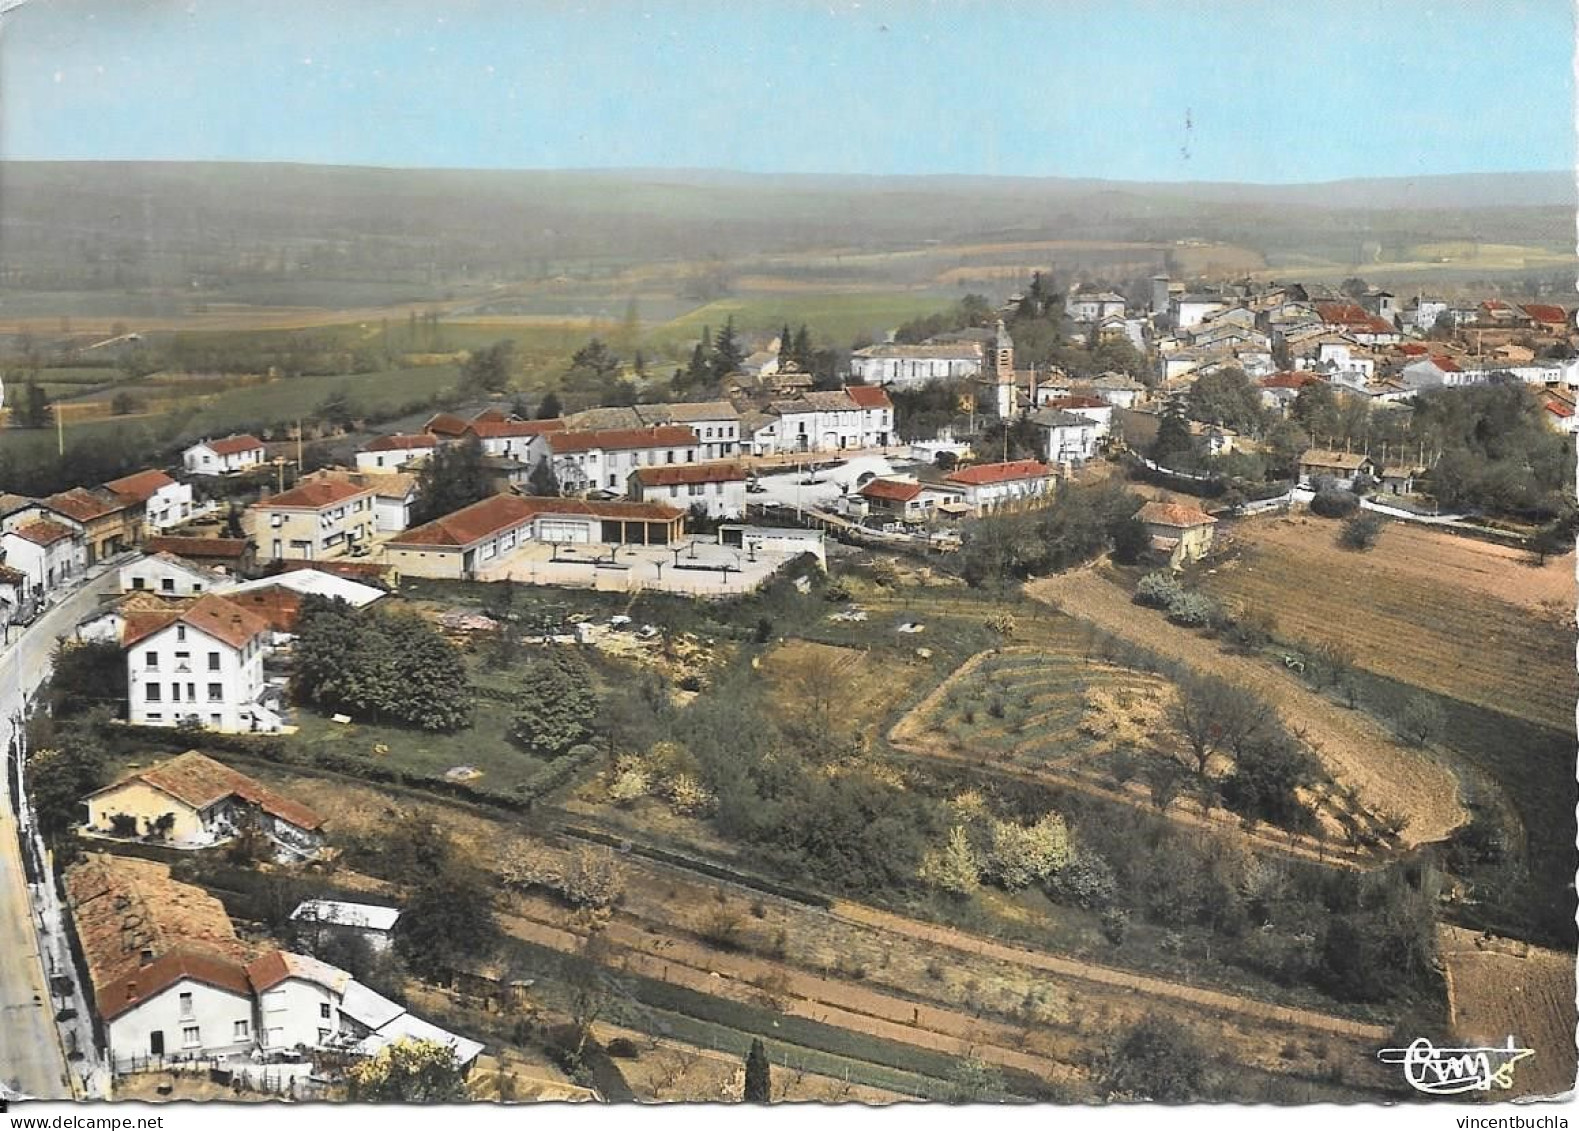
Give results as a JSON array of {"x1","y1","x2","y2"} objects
[{"x1": 1, "y1": 0, "x2": 1572, "y2": 183}]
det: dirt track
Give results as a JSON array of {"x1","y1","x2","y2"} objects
[{"x1": 1026, "y1": 569, "x2": 1467, "y2": 847}]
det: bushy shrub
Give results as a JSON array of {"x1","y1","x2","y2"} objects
[
  {"x1": 1338, "y1": 511, "x2": 1385, "y2": 551},
  {"x1": 1047, "y1": 852, "x2": 1117, "y2": 910},
  {"x1": 1134, "y1": 571, "x2": 1184, "y2": 609},
  {"x1": 1310, "y1": 489, "x2": 1360, "y2": 518},
  {"x1": 1165, "y1": 591, "x2": 1216, "y2": 627}
]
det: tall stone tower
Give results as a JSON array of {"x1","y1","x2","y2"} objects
[{"x1": 989, "y1": 320, "x2": 1017, "y2": 417}]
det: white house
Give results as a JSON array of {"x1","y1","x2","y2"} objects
[
  {"x1": 942, "y1": 459, "x2": 1057, "y2": 515},
  {"x1": 848, "y1": 343, "x2": 983, "y2": 388},
  {"x1": 121, "y1": 552, "x2": 225, "y2": 597},
  {"x1": 105, "y1": 469, "x2": 196, "y2": 534},
  {"x1": 290, "y1": 900, "x2": 402, "y2": 957},
  {"x1": 1087, "y1": 373, "x2": 1147, "y2": 409},
  {"x1": 538, "y1": 425, "x2": 701, "y2": 497},
  {"x1": 1040, "y1": 395, "x2": 1112, "y2": 439},
  {"x1": 1065, "y1": 290, "x2": 1128, "y2": 323},
  {"x1": 463, "y1": 418, "x2": 567, "y2": 462},
  {"x1": 846, "y1": 385, "x2": 895, "y2": 447},
  {"x1": 755, "y1": 390, "x2": 869, "y2": 454},
  {"x1": 629, "y1": 461, "x2": 748, "y2": 520},
  {"x1": 247, "y1": 951, "x2": 350, "y2": 1052},
  {"x1": 184, "y1": 435, "x2": 267, "y2": 476},
  {"x1": 1400, "y1": 356, "x2": 1482, "y2": 391},
  {"x1": 1172, "y1": 294, "x2": 1228, "y2": 331},
  {"x1": 657, "y1": 401, "x2": 743, "y2": 461},
  {"x1": 1, "y1": 517, "x2": 86, "y2": 593},
  {"x1": 122, "y1": 592, "x2": 278, "y2": 733},
  {"x1": 355, "y1": 433, "x2": 439, "y2": 472},
  {"x1": 1029, "y1": 408, "x2": 1101, "y2": 465}
]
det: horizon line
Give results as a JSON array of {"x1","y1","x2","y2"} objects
[{"x1": 0, "y1": 157, "x2": 1569, "y2": 190}]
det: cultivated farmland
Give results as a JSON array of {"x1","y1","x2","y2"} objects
[{"x1": 1197, "y1": 516, "x2": 1576, "y2": 733}]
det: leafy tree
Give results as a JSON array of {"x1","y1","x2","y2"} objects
[
  {"x1": 1219, "y1": 733, "x2": 1321, "y2": 832},
  {"x1": 47, "y1": 640, "x2": 127, "y2": 718},
  {"x1": 1291, "y1": 381, "x2": 1340, "y2": 443},
  {"x1": 919, "y1": 826, "x2": 981, "y2": 896},
  {"x1": 27, "y1": 724, "x2": 110, "y2": 839},
  {"x1": 316, "y1": 387, "x2": 357, "y2": 431},
  {"x1": 744, "y1": 1038, "x2": 772, "y2": 1102},
  {"x1": 1263, "y1": 419, "x2": 1311, "y2": 480},
  {"x1": 1100, "y1": 1014, "x2": 1212, "y2": 1102},
  {"x1": 1134, "y1": 571, "x2": 1185, "y2": 609},
  {"x1": 1109, "y1": 516, "x2": 1151, "y2": 565},
  {"x1": 1185, "y1": 367, "x2": 1264, "y2": 435},
  {"x1": 789, "y1": 325, "x2": 814, "y2": 372},
  {"x1": 110, "y1": 391, "x2": 143, "y2": 416},
  {"x1": 348, "y1": 1039, "x2": 467, "y2": 1102},
  {"x1": 292, "y1": 598, "x2": 472, "y2": 731},
  {"x1": 460, "y1": 340, "x2": 515, "y2": 394},
  {"x1": 396, "y1": 869, "x2": 498, "y2": 980},
  {"x1": 411, "y1": 435, "x2": 492, "y2": 525},
  {"x1": 510, "y1": 647, "x2": 597, "y2": 758}
]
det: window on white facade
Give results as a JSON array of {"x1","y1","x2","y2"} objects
[
  {"x1": 160, "y1": 578, "x2": 175, "y2": 593},
  {"x1": 145, "y1": 651, "x2": 158, "y2": 669},
  {"x1": 234, "y1": 1020, "x2": 249, "y2": 1039},
  {"x1": 207, "y1": 683, "x2": 223, "y2": 702},
  {"x1": 146, "y1": 684, "x2": 162, "y2": 702},
  {"x1": 182, "y1": 1026, "x2": 201, "y2": 1048},
  {"x1": 319, "y1": 1003, "x2": 332, "y2": 1020},
  {"x1": 179, "y1": 992, "x2": 194, "y2": 1018},
  {"x1": 208, "y1": 652, "x2": 221, "y2": 671}
]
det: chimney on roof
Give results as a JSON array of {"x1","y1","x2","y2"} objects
[
  {"x1": 126, "y1": 980, "x2": 138, "y2": 1000},
  {"x1": 140, "y1": 947, "x2": 154, "y2": 965}
]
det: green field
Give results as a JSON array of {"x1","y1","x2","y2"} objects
[{"x1": 646, "y1": 291, "x2": 957, "y2": 352}]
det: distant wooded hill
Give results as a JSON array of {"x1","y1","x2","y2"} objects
[{"x1": 1, "y1": 161, "x2": 1571, "y2": 304}]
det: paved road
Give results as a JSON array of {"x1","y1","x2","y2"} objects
[{"x1": 0, "y1": 570, "x2": 120, "y2": 1099}]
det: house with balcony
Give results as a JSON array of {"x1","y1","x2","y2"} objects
[{"x1": 250, "y1": 479, "x2": 376, "y2": 562}]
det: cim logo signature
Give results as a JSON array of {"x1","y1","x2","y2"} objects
[{"x1": 1378, "y1": 1036, "x2": 1534, "y2": 1096}]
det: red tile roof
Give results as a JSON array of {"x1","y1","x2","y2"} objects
[
  {"x1": 1546, "y1": 401, "x2": 1574, "y2": 419},
  {"x1": 64, "y1": 854, "x2": 254, "y2": 1021},
  {"x1": 1398, "y1": 342, "x2": 1430, "y2": 356},
  {"x1": 1259, "y1": 372, "x2": 1321, "y2": 390},
  {"x1": 1135, "y1": 500, "x2": 1218, "y2": 528},
  {"x1": 945, "y1": 459, "x2": 1053, "y2": 486},
  {"x1": 470, "y1": 407, "x2": 509, "y2": 424},
  {"x1": 1522, "y1": 304, "x2": 1568, "y2": 326},
  {"x1": 257, "y1": 479, "x2": 371, "y2": 510},
  {"x1": 363, "y1": 433, "x2": 439, "y2": 453},
  {"x1": 122, "y1": 592, "x2": 270, "y2": 650},
  {"x1": 632, "y1": 461, "x2": 748, "y2": 487},
  {"x1": 104, "y1": 469, "x2": 178, "y2": 503},
  {"x1": 45, "y1": 488, "x2": 124, "y2": 523},
  {"x1": 388, "y1": 494, "x2": 684, "y2": 549},
  {"x1": 860, "y1": 478, "x2": 923, "y2": 503},
  {"x1": 424, "y1": 412, "x2": 471, "y2": 437},
  {"x1": 845, "y1": 385, "x2": 893, "y2": 410},
  {"x1": 1432, "y1": 356, "x2": 1461, "y2": 373},
  {"x1": 1043, "y1": 395, "x2": 1107, "y2": 411},
  {"x1": 202, "y1": 435, "x2": 265, "y2": 457},
  {"x1": 225, "y1": 586, "x2": 304, "y2": 633},
  {"x1": 125, "y1": 750, "x2": 321, "y2": 831},
  {"x1": 13, "y1": 519, "x2": 76, "y2": 547},
  {"x1": 546, "y1": 425, "x2": 698, "y2": 454},
  {"x1": 1315, "y1": 303, "x2": 1370, "y2": 326},
  {"x1": 465, "y1": 418, "x2": 567, "y2": 440},
  {"x1": 143, "y1": 536, "x2": 249, "y2": 561}
]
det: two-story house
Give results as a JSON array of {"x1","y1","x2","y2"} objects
[
  {"x1": 658, "y1": 402, "x2": 741, "y2": 460},
  {"x1": 757, "y1": 390, "x2": 867, "y2": 454},
  {"x1": 846, "y1": 385, "x2": 894, "y2": 447},
  {"x1": 184, "y1": 435, "x2": 267, "y2": 476},
  {"x1": 247, "y1": 951, "x2": 350, "y2": 1053},
  {"x1": 43, "y1": 487, "x2": 142, "y2": 565},
  {"x1": 121, "y1": 553, "x2": 226, "y2": 598},
  {"x1": 848, "y1": 342, "x2": 983, "y2": 388},
  {"x1": 250, "y1": 479, "x2": 376, "y2": 562},
  {"x1": 1, "y1": 516, "x2": 86, "y2": 593},
  {"x1": 462, "y1": 417, "x2": 566, "y2": 462},
  {"x1": 628, "y1": 462, "x2": 748, "y2": 520},
  {"x1": 122, "y1": 593, "x2": 276, "y2": 733},
  {"x1": 942, "y1": 459, "x2": 1057, "y2": 515},
  {"x1": 1029, "y1": 408, "x2": 1101, "y2": 465},
  {"x1": 105, "y1": 470, "x2": 197, "y2": 535},
  {"x1": 538, "y1": 425, "x2": 701, "y2": 497}
]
